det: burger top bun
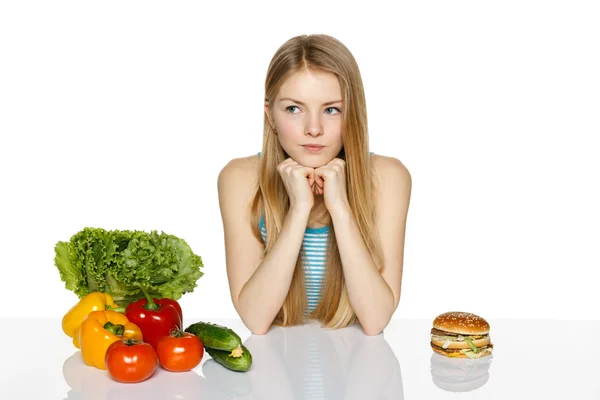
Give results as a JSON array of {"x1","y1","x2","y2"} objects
[{"x1": 433, "y1": 312, "x2": 490, "y2": 335}]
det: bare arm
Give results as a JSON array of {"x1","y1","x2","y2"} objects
[
  {"x1": 217, "y1": 157, "x2": 310, "y2": 335},
  {"x1": 331, "y1": 156, "x2": 411, "y2": 335},
  {"x1": 237, "y1": 208, "x2": 309, "y2": 334}
]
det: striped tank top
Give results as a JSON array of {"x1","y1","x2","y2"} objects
[
  {"x1": 259, "y1": 213, "x2": 327, "y2": 313},
  {"x1": 256, "y1": 151, "x2": 374, "y2": 313}
]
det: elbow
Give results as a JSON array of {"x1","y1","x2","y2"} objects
[
  {"x1": 235, "y1": 305, "x2": 272, "y2": 335},
  {"x1": 362, "y1": 325, "x2": 383, "y2": 336},
  {"x1": 360, "y1": 316, "x2": 387, "y2": 335},
  {"x1": 250, "y1": 327, "x2": 269, "y2": 335},
  {"x1": 360, "y1": 308, "x2": 393, "y2": 336},
  {"x1": 234, "y1": 290, "x2": 275, "y2": 335},
  {"x1": 245, "y1": 319, "x2": 272, "y2": 335},
  {"x1": 238, "y1": 313, "x2": 271, "y2": 335},
  {"x1": 359, "y1": 293, "x2": 396, "y2": 336}
]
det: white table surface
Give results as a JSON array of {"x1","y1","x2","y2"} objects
[{"x1": 1, "y1": 318, "x2": 598, "y2": 399}]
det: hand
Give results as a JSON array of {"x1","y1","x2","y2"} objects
[
  {"x1": 277, "y1": 158, "x2": 316, "y2": 213},
  {"x1": 314, "y1": 158, "x2": 350, "y2": 213}
]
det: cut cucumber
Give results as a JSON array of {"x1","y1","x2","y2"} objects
[{"x1": 205, "y1": 345, "x2": 252, "y2": 372}]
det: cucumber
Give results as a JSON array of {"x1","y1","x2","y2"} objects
[
  {"x1": 205, "y1": 345, "x2": 252, "y2": 372},
  {"x1": 185, "y1": 321, "x2": 242, "y2": 351}
]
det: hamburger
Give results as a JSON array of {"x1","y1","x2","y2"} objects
[{"x1": 430, "y1": 312, "x2": 493, "y2": 359}]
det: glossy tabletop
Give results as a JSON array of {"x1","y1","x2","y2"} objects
[{"x1": 1, "y1": 318, "x2": 598, "y2": 399}]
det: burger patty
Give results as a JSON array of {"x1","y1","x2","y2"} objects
[
  {"x1": 431, "y1": 342, "x2": 494, "y2": 353},
  {"x1": 430, "y1": 328, "x2": 489, "y2": 337}
]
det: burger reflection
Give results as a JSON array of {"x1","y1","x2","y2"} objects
[
  {"x1": 203, "y1": 321, "x2": 404, "y2": 400},
  {"x1": 430, "y1": 352, "x2": 493, "y2": 393}
]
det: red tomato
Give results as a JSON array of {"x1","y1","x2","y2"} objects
[
  {"x1": 156, "y1": 329, "x2": 204, "y2": 372},
  {"x1": 105, "y1": 339, "x2": 158, "y2": 383}
]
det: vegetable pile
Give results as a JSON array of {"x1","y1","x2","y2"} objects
[{"x1": 57, "y1": 227, "x2": 252, "y2": 384}]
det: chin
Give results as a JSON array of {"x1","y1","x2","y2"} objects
[
  {"x1": 289, "y1": 151, "x2": 338, "y2": 168},
  {"x1": 302, "y1": 159, "x2": 326, "y2": 168},
  {"x1": 297, "y1": 156, "x2": 329, "y2": 168},
  {"x1": 283, "y1": 150, "x2": 318, "y2": 167}
]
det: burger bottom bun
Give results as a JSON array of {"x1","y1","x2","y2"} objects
[{"x1": 431, "y1": 336, "x2": 490, "y2": 349}]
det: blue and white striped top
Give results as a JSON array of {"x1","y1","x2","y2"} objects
[
  {"x1": 256, "y1": 151, "x2": 373, "y2": 314},
  {"x1": 259, "y1": 213, "x2": 327, "y2": 313}
]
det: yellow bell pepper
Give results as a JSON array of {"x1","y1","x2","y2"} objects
[
  {"x1": 78, "y1": 309, "x2": 143, "y2": 370},
  {"x1": 62, "y1": 292, "x2": 125, "y2": 348}
]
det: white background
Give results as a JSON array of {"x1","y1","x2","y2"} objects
[{"x1": 1, "y1": 0, "x2": 598, "y2": 320}]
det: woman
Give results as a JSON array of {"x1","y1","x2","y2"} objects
[{"x1": 217, "y1": 34, "x2": 411, "y2": 336}]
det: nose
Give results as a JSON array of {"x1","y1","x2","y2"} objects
[{"x1": 305, "y1": 114, "x2": 323, "y2": 137}]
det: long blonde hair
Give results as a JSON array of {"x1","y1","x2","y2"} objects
[{"x1": 251, "y1": 34, "x2": 384, "y2": 329}]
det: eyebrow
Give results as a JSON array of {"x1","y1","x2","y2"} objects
[{"x1": 279, "y1": 97, "x2": 343, "y2": 106}]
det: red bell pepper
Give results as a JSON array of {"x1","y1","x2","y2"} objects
[{"x1": 125, "y1": 286, "x2": 183, "y2": 350}]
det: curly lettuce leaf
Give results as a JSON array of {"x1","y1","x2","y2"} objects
[{"x1": 54, "y1": 227, "x2": 204, "y2": 306}]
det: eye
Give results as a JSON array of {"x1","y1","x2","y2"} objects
[
  {"x1": 286, "y1": 106, "x2": 300, "y2": 113},
  {"x1": 325, "y1": 107, "x2": 341, "y2": 115}
]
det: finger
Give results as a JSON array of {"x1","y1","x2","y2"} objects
[
  {"x1": 277, "y1": 159, "x2": 297, "y2": 174},
  {"x1": 291, "y1": 166, "x2": 314, "y2": 180},
  {"x1": 301, "y1": 166, "x2": 315, "y2": 178},
  {"x1": 316, "y1": 175, "x2": 324, "y2": 189},
  {"x1": 313, "y1": 170, "x2": 326, "y2": 187},
  {"x1": 311, "y1": 170, "x2": 321, "y2": 188}
]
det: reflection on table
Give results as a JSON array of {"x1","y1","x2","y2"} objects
[
  {"x1": 62, "y1": 351, "x2": 213, "y2": 400},
  {"x1": 430, "y1": 352, "x2": 494, "y2": 393},
  {"x1": 205, "y1": 321, "x2": 404, "y2": 399},
  {"x1": 62, "y1": 320, "x2": 404, "y2": 399}
]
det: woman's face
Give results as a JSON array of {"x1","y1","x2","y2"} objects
[{"x1": 266, "y1": 70, "x2": 344, "y2": 168}]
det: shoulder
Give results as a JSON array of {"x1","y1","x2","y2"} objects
[
  {"x1": 371, "y1": 154, "x2": 411, "y2": 189},
  {"x1": 218, "y1": 154, "x2": 260, "y2": 187},
  {"x1": 217, "y1": 154, "x2": 260, "y2": 203},
  {"x1": 370, "y1": 154, "x2": 412, "y2": 226}
]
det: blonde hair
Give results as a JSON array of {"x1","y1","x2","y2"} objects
[{"x1": 251, "y1": 34, "x2": 384, "y2": 329}]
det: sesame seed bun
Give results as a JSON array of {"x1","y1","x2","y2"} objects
[{"x1": 433, "y1": 312, "x2": 490, "y2": 335}]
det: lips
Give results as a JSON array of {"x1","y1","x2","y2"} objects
[{"x1": 302, "y1": 145, "x2": 324, "y2": 153}]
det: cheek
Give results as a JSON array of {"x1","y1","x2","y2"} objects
[
  {"x1": 325, "y1": 119, "x2": 343, "y2": 139},
  {"x1": 330, "y1": 130, "x2": 344, "y2": 149},
  {"x1": 278, "y1": 120, "x2": 300, "y2": 137}
]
